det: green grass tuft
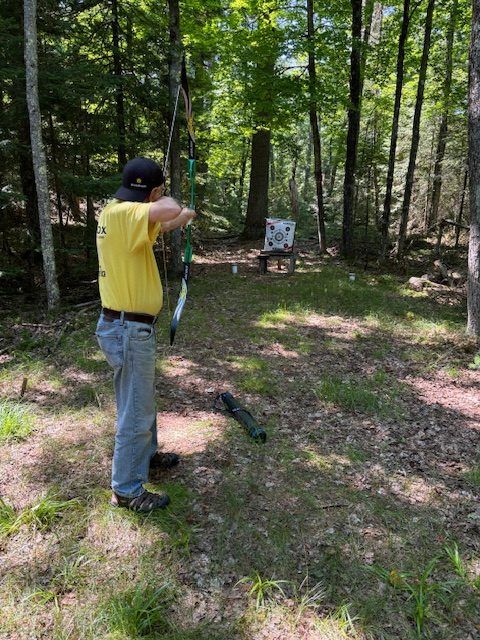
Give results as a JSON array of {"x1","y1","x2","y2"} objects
[
  {"x1": 0, "y1": 400, "x2": 35, "y2": 441},
  {"x1": 316, "y1": 373, "x2": 402, "y2": 418},
  {"x1": 237, "y1": 571, "x2": 290, "y2": 609},
  {"x1": 463, "y1": 465, "x2": 480, "y2": 487},
  {"x1": 21, "y1": 491, "x2": 81, "y2": 531},
  {"x1": 232, "y1": 356, "x2": 274, "y2": 395},
  {"x1": 97, "y1": 583, "x2": 174, "y2": 637},
  {"x1": 0, "y1": 498, "x2": 18, "y2": 537}
]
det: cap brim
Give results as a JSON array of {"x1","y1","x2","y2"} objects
[{"x1": 113, "y1": 185, "x2": 148, "y2": 203}]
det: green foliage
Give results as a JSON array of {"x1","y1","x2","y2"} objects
[
  {"x1": 328, "y1": 603, "x2": 361, "y2": 634},
  {"x1": 371, "y1": 560, "x2": 444, "y2": 638},
  {"x1": 97, "y1": 583, "x2": 174, "y2": 637},
  {"x1": 316, "y1": 373, "x2": 403, "y2": 418},
  {"x1": 463, "y1": 465, "x2": 480, "y2": 487},
  {"x1": 444, "y1": 543, "x2": 468, "y2": 581},
  {"x1": 468, "y1": 353, "x2": 480, "y2": 370},
  {"x1": 21, "y1": 492, "x2": 81, "y2": 531},
  {"x1": 231, "y1": 355, "x2": 273, "y2": 395},
  {"x1": 0, "y1": 401, "x2": 34, "y2": 441},
  {"x1": 0, "y1": 498, "x2": 18, "y2": 537},
  {"x1": 237, "y1": 571, "x2": 289, "y2": 609},
  {"x1": 368, "y1": 547, "x2": 480, "y2": 640},
  {"x1": 0, "y1": 491, "x2": 80, "y2": 539}
]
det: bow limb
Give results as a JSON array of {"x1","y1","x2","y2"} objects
[{"x1": 169, "y1": 58, "x2": 195, "y2": 346}]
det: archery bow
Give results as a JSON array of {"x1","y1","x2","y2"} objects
[{"x1": 169, "y1": 59, "x2": 196, "y2": 346}]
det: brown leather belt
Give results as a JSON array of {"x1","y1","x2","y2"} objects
[{"x1": 102, "y1": 308, "x2": 157, "y2": 325}]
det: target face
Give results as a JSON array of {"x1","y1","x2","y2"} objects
[{"x1": 264, "y1": 219, "x2": 296, "y2": 251}]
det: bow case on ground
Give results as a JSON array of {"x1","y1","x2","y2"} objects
[{"x1": 218, "y1": 392, "x2": 267, "y2": 443}]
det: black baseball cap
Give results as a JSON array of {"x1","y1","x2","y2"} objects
[{"x1": 114, "y1": 157, "x2": 164, "y2": 202}]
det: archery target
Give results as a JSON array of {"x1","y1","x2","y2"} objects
[{"x1": 263, "y1": 219, "x2": 296, "y2": 251}]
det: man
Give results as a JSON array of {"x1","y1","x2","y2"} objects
[{"x1": 96, "y1": 156, "x2": 196, "y2": 512}]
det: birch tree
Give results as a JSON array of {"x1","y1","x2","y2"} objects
[{"x1": 24, "y1": 0, "x2": 60, "y2": 309}]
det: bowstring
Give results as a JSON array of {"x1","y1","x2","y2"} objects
[{"x1": 160, "y1": 84, "x2": 182, "y2": 317}]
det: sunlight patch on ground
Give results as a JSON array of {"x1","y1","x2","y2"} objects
[
  {"x1": 467, "y1": 557, "x2": 480, "y2": 582},
  {"x1": 86, "y1": 508, "x2": 158, "y2": 559},
  {"x1": 256, "y1": 308, "x2": 297, "y2": 328},
  {"x1": 347, "y1": 463, "x2": 451, "y2": 507},
  {"x1": 158, "y1": 356, "x2": 198, "y2": 378},
  {"x1": 408, "y1": 372, "x2": 480, "y2": 423},
  {"x1": 242, "y1": 602, "x2": 367, "y2": 640},
  {"x1": 303, "y1": 450, "x2": 348, "y2": 472},
  {"x1": 260, "y1": 342, "x2": 300, "y2": 359},
  {"x1": 157, "y1": 411, "x2": 225, "y2": 454}
]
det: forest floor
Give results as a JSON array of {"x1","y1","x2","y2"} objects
[{"x1": 0, "y1": 242, "x2": 479, "y2": 640}]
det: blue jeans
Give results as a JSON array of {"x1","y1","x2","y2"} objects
[{"x1": 96, "y1": 313, "x2": 158, "y2": 498}]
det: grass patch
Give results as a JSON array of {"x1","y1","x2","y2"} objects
[
  {"x1": 344, "y1": 445, "x2": 371, "y2": 464},
  {"x1": 238, "y1": 571, "x2": 289, "y2": 609},
  {"x1": 231, "y1": 355, "x2": 274, "y2": 395},
  {"x1": 0, "y1": 400, "x2": 35, "y2": 441},
  {"x1": 315, "y1": 373, "x2": 403, "y2": 418},
  {"x1": 96, "y1": 583, "x2": 174, "y2": 637},
  {"x1": 0, "y1": 490, "x2": 81, "y2": 539},
  {"x1": 0, "y1": 498, "x2": 18, "y2": 537},
  {"x1": 463, "y1": 465, "x2": 480, "y2": 487}
]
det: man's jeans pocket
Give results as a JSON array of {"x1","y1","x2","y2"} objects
[
  {"x1": 130, "y1": 325, "x2": 154, "y2": 341},
  {"x1": 96, "y1": 320, "x2": 124, "y2": 369}
]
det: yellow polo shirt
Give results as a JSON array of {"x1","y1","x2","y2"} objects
[{"x1": 96, "y1": 200, "x2": 162, "y2": 316}]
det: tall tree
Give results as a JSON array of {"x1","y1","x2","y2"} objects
[
  {"x1": 307, "y1": 0, "x2": 327, "y2": 253},
  {"x1": 243, "y1": 115, "x2": 272, "y2": 240},
  {"x1": 427, "y1": 0, "x2": 458, "y2": 228},
  {"x1": 380, "y1": 0, "x2": 411, "y2": 259},
  {"x1": 168, "y1": 0, "x2": 183, "y2": 273},
  {"x1": 342, "y1": 0, "x2": 362, "y2": 257},
  {"x1": 111, "y1": 0, "x2": 127, "y2": 168},
  {"x1": 397, "y1": 0, "x2": 435, "y2": 259},
  {"x1": 467, "y1": 0, "x2": 480, "y2": 337},
  {"x1": 23, "y1": 0, "x2": 59, "y2": 308},
  {"x1": 241, "y1": 2, "x2": 281, "y2": 241}
]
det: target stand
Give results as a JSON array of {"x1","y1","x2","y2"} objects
[{"x1": 258, "y1": 218, "x2": 297, "y2": 274}]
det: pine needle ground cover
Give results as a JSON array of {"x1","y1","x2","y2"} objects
[{"x1": 0, "y1": 246, "x2": 479, "y2": 640}]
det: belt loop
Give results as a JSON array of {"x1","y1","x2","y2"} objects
[{"x1": 120, "y1": 311, "x2": 125, "y2": 325}]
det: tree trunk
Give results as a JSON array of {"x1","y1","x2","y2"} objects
[
  {"x1": 427, "y1": 0, "x2": 458, "y2": 228},
  {"x1": 303, "y1": 130, "x2": 313, "y2": 201},
  {"x1": 81, "y1": 109, "x2": 97, "y2": 265},
  {"x1": 455, "y1": 168, "x2": 468, "y2": 248},
  {"x1": 397, "y1": 0, "x2": 435, "y2": 259},
  {"x1": 237, "y1": 138, "x2": 249, "y2": 215},
  {"x1": 111, "y1": 0, "x2": 127, "y2": 169},
  {"x1": 18, "y1": 116, "x2": 41, "y2": 246},
  {"x1": 372, "y1": 117, "x2": 380, "y2": 226},
  {"x1": 270, "y1": 146, "x2": 276, "y2": 187},
  {"x1": 380, "y1": 0, "x2": 411, "y2": 259},
  {"x1": 307, "y1": 0, "x2": 327, "y2": 253},
  {"x1": 24, "y1": 0, "x2": 60, "y2": 308},
  {"x1": 468, "y1": 0, "x2": 480, "y2": 337},
  {"x1": 168, "y1": 0, "x2": 183, "y2": 273},
  {"x1": 6, "y1": 1, "x2": 40, "y2": 247},
  {"x1": 342, "y1": 0, "x2": 362, "y2": 257},
  {"x1": 48, "y1": 112, "x2": 64, "y2": 247},
  {"x1": 242, "y1": 127, "x2": 271, "y2": 240},
  {"x1": 288, "y1": 157, "x2": 300, "y2": 221},
  {"x1": 423, "y1": 125, "x2": 437, "y2": 230}
]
